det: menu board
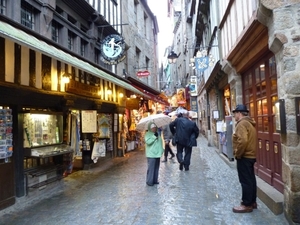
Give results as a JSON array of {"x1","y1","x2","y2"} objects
[
  {"x1": 0, "y1": 109, "x2": 13, "y2": 159},
  {"x1": 81, "y1": 110, "x2": 97, "y2": 133}
]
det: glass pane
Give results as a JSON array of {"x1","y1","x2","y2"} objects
[
  {"x1": 255, "y1": 67, "x2": 260, "y2": 83},
  {"x1": 249, "y1": 72, "x2": 252, "y2": 86},
  {"x1": 249, "y1": 87, "x2": 253, "y2": 102},
  {"x1": 245, "y1": 89, "x2": 249, "y2": 102},
  {"x1": 269, "y1": 56, "x2": 276, "y2": 76},
  {"x1": 244, "y1": 74, "x2": 249, "y2": 88},
  {"x1": 272, "y1": 115, "x2": 277, "y2": 133},
  {"x1": 263, "y1": 117, "x2": 269, "y2": 132},
  {"x1": 260, "y1": 64, "x2": 265, "y2": 80},
  {"x1": 250, "y1": 102, "x2": 255, "y2": 116},
  {"x1": 257, "y1": 100, "x2": 262, "y2": 115},
  {"x1": 257, "y1": 117, "x2": 263, "y2": 132},
  {"x1": 261, "y1": 80, "x2": 266, "y2": 97},
  {"x1": 271, "y1": 96, "x2": 278, "y2": 114},
  {"x1": 256, "y1": 84, "x2": 261, "y2": 98},
  {"x1": 270, "y1": 78, "x2": 277, "y2": 95},
  {"x1": 262, "y1": 98, "x2": 268, "y2": 114}
]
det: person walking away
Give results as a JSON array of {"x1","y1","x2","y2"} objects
[
  {"x1": 231, "y1": 104, "x2": 257, "y2": 213},
  {"x1": 169, "y1": 109, "x2": 199, "y2": 171},
  {"x1": 145, "y1": 122, "x2": 164, "y2": 186},
  {"x1": 161, "y1": 123, "x2": 175, "y2": 162}
]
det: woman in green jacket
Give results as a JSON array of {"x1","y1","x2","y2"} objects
[{"x1": 145, "y1": 122, "x2": 164, "y2": 186}]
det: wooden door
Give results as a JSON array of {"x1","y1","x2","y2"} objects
[
  {"x1": 243, "y1": 54, "x2": 283, "y2": 193},
  {"x1": 0, "y1": 161, "x2": 15, "y2": 210}
]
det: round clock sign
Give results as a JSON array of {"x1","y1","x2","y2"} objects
[{"x1": 100, "y1": 34, "x2": 126, "y2": 64}]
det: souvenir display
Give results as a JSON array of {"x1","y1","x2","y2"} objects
[{"x1": 0, "y1": 109, "x2": 13, "y2": 160}]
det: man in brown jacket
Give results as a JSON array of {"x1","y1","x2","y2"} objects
[{"x1": 232, "y1": 104, "x2": 257, "y2": 213}]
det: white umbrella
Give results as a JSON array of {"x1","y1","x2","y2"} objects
[{"x1": 136, "y1": 114, "x2": 172, "y2": 131}]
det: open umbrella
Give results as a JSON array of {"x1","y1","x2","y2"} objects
[{"x1": 136, "y1": 114, "x2": 172, "y2": 131}]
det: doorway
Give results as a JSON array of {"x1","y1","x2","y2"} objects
[{"x1": 243, "y1": 53, "x2": 283, "y2": 193}]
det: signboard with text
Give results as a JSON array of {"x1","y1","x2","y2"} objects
[{"x1": 136, "y1": 70, "x2": 150, "y2": 77}]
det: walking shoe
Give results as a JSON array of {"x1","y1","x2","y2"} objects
[
  {"x1": 232, "y1": 205, "x2": 253, "y2": 213},
  {"x1": 146, "y1": 182, "x2": 154, "y2": 186},
  {"x1": 169, "y1": 155, "x2": 175, "y2": 159},
  {"x1": 241, "y1": 202, "x2": 257, "y2": 209},
  {"x1": 154, "y1": 182, "x2": 159, "y2": 184},
  {"x1": 179, "y1": 162, "x2": 184, "y2": 171}
]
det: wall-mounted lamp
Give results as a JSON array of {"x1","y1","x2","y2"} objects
[
  {"x1": 62, "y1": 73, "x2": 71, "y2": 83},
  {"x1": 107, "y1": 88, "x2": 112, "y2": 95},
  {"x1": 167, "y1": 51, "x2": 179, "y2": 64},
  {"x1": 119, "y1": 93, "x2": 124, "y2": 98}
]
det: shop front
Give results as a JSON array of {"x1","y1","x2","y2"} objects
[
  {"x1": 224, "y1": 20, "x2": 283, "y2": 193},
  {"x1": 0, "y1": 20, "x2": 144, "y2": 210}
]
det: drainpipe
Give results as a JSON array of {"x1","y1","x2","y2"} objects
[{"x1": 207, "y1": 94, "x2": 212, "y2": 147}]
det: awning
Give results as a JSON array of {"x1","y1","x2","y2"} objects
[
  {"x1": 0, "y1": 21, "x2": 144, "y2": 96},
  {"x1": 132, "y1": 85, "x2": 169, "y2": 106}
]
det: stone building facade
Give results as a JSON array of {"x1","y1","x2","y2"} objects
[{"x1": 169, "y1": 0, "x2": 300, "y2": 223}]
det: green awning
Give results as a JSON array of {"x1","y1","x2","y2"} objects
[{"x1": 0, "y1": 21, "x2": 144, "y2": 96}]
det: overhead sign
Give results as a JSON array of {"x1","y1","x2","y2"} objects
[
  {"x1": 136, "y1": 70, "x2": 150, "y2": 77},
  {"x1": 100, "y1": 34, "x2": 126, "y2": 65}
]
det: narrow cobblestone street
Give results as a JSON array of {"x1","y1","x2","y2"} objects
[{"x1": 0, "y1": 136, "x2": 289, "y2": 225}]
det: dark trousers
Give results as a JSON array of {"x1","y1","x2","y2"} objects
[
  {"x1": 176, "y1": 143, "x2": 192, "y2": 169},
  {"x1": 236, "y1": 157, "x2": 257, "y2": 206},
  {"x1": 146, "y1": 158, "x2": 160, "y2": 185},
  {"x1": 164, "y1": 142, "x2": 175, "y2": 157}
]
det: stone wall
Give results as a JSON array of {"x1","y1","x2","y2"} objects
[{"x1": 260, "y1": 1, "x2": 300, "y2": 223}]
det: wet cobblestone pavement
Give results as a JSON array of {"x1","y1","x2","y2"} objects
[{"x1": 0, "y1": 135, "x2": 289, "y2": 225}]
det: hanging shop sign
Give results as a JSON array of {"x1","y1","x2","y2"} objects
[
  {"x1": 136, "y1": 70, "x2": 150, "y2": 77},
  {"x1": 100, "y1": 34, "x2": 126, "y2": 65},
  {"x1": 190, "y1": 50, "x2": 215, "y2": 72},
  {"x1": 189, "y1": 76, "x2": 198, "y2": 96},
  {"x1": 177, "y1": 88, "x2": 186, "y2": 104}
]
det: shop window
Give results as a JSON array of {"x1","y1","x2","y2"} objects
[{"x1": 23, "y1": 112, "x2": 63, "y2": 148}]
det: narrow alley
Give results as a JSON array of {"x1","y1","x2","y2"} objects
[{"x1": 0, "y1": 136, "x2": 288, "y2": 225}]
